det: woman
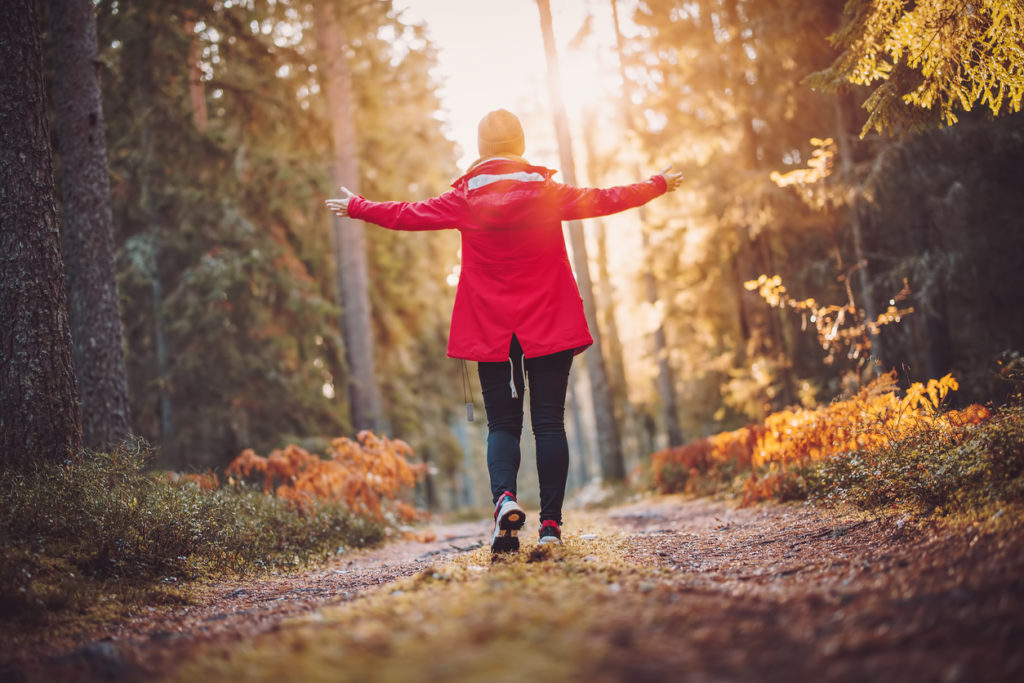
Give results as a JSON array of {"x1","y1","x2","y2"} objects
[{"x1": 326, "y1": 109, "x2": 682, "y2": 553}]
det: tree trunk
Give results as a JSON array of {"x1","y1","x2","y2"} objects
[
  {"x1": 722, "y1": 0, "x2": 793, "y2": 408},
  {"x1": 565, "y1": 374, "x2": 590, "y2": 484},
  {"x1": 592, "y1": 217, "x2": 639, "y2": 459},
  {"x1": 150, "y1": 258, "x2": 173, "y2": 443},
  {"x1": 730, "y1": 250, "x2": 752, "y2": 359},
  {"x1": 184, "y1": 12, "x2": 208, "y2": 134},
  {"x1": 756, "y1": 228, "x2": 796, "y2": 406},
  {"x1": 580, "y1": 108, "x2": 630, "y2": 442},
  {"x1": 643, "y1": 229, "x2": 685, "y2": 447},
  {"x1": 315, "y1": 0, "x2": 381, "y2": 432},
  {"x1": 50, "y1": 0, "x2": 131, "y2": 450},
  {"x1": 835, "y1": 89, "x2": 882, "y2": 374},
  {"x1": 911, "y1": 213, "x2": 955, "y2": 383},
  {"x1": 537, "y1": 0, "x2": 625, "y2": 481},
  {"x1": 130, "y1": 12, "x2": 173, "y2": 446},
  {"x1": 610, "y1": 0, "x2": 684, "y2": 447},
  {"x1": 0, "y1": 0, "x2": 82, "y2": 466}
]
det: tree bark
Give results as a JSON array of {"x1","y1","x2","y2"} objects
[
  {"x1": 565, "y1": 375, "x2": 590, "y2": 485},
  {"x1": 0, "y1": 0, "x2": 82, "y2": 466},
  {"x1": 642, "y1": 229, "x2": 685, "y2": 446},
  {"x1": 835, "y1": 89, "x2": 882, "y2": 374},
  {"x1": 610, "y1": 0, "x2": 684, "y2": 447},
  {"x1": 911, "y1": 212, "x2": 954, "y2": 383},
  {"x1": 537, "y1": 0, "x2": 625, "y2": 481},
  {"x1": 721, "y1": 0, "x2": 795, "y2": 409},
  {"x1": 184, "y1": 12, "x2": 208, "y2": 134},
  {"x1": 580, "y1": 108, "x2": 629, "y2": 439},
  {"x1": 315, "y1": 0, "x2": 381, "y2": 432},
  {"x1": 129, "y1": 11, "x2": 173, "y2": 445},
  {"x1": 50, "y1": 0, "x2": 131, "y2": 450}
]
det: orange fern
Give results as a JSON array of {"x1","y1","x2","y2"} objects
[
  {"x1": 649, "y1": 373, "x2": 990, "y2": 504},
  {"x1": 225, "y1": 431, "x2": 427, "y2": 520}
]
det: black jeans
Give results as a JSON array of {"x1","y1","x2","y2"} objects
[{"x1": 477, "y1": 335, "x2": 573, "y2": 524}]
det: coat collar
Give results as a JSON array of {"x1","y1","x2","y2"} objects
[
  {"x1": 453, "y1": 156, "x2": 555, "y2": 189},
  {"x1": 465, "y1": 153, "x2": 530, "y2": 172}
]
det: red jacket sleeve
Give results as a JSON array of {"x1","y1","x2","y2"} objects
[
  {"x1": 347, "y1": 191, "x2": 464, "y2": 231},
  {"x1": 555, "y1": 175, "x2": 667, "y2": 221}
]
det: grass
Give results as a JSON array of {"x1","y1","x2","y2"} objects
[{"x1": 0, "y1": 440, "x2": 384, "y2": 637}]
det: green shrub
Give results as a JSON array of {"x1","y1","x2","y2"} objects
[
  {"x1": 0, "y1": 441, "x2": 384, "y2": 627},
  {"x1": 812, "y1": 404, "x2": 1024, "y2": 515}
]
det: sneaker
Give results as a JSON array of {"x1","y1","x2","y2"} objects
[
  {"x1": 538, "y1": 520, "x2": 562, "y2": 544},
  {"x1": 491, "y1": 491, "x2": 525, "y2": 553}
]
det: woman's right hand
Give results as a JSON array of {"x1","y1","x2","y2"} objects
[
  {"x1": 325, "y1": 186, "x2": 358, "y2": 217},
  {"x1": 657, "y1": 165, "x2": 684, "y2": 192}
]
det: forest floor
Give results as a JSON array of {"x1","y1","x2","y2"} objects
[{"x1": 6, "y1": 494, "x2": 1024, "y2": 683}]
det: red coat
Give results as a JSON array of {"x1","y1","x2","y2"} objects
[{"x1": 348, "y1": 158, "x2": 667, "y2": 362}]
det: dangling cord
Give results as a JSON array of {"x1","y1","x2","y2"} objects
[
  {"x1": 508, "y1": 358, "x2": 518, "y2": 399},
  {"x1": 461, "y1": 359, "x2": 474, "y2": 422}
]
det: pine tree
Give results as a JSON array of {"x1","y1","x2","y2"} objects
[
  {"x1": 95, "y1": 0, "x2": 462, "y2": 470},
  {"x1": 351, "y1": 10, "x2": 464, "y2": 484},
  {"x1": 50, "y1": 0, "x2": 131, "y2": 450},
  {"x1": 622, "y1": 0, "x2": 847, "y2": 426},
  {"x1": 537, "y1": 0, "x2": 626, "y2": 482},
  {"x1": 810, "y1": 0, "x2": 1024, "y2": 135},
  {"x1": 315, "y1": 0, "x2": 381, "y2": 433},
  {"x1": 99, "y1": 0, "x2": 352, "y2": 464},
  {"x1": 1, "y1": 0, "x2": 82, "y2": 465},
  {"x1": 609, "y1": 0, "x2": 684, "y2": 448}
]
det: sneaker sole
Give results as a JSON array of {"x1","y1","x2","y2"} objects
[
  {"x1": 499, "y1": 509, "x2": 525, "y2": 531},
  {"x1": 491, "y1": 531, "x2": 520, "y2": 553},
  {"x1": 537, "y1": 535, "x2": 562, "y2": 545},
  {"x1": 491, "y1": 502, "x2": 526, "y2": 553}
]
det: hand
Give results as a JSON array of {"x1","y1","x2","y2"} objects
[
  {"x1": 325, "y1": 186, "x2": 358, "y2": 217},
  {"x1": 657, "y1": 165, "x2": 683, "y2": 192}
]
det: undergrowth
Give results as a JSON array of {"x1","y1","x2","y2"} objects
[
  {"x1": 648, "y1": 373, "x2": 1024, "y2": 518},
  {"x1": 813, "y1": 403, "x2": 1024, "y2": 515},
  {"x1": 0, "y1": 441, "x2": 383, "y2": 633}
]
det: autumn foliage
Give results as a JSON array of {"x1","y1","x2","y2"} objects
[
  {"x1": 650, "y1": 373, "x2": 991, "y2": 505},
  {"x1": 226, "y1": 431, "x2": 426, "y2": 522},
  {"x1": 164, "y1": 470, "x2": 220, "y2": 491}
]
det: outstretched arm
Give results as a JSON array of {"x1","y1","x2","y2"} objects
[
  {"x1": 325, "y1": 187, "x2": 463, "y2": 231},
  {"x1": 557, "y1": 164, "x2": 683, "y2": 221}
]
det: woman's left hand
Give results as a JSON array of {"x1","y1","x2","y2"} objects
[
  {"x1": 657, "y1": 165, "x2": 684, "y2": 192},
  {"x1": 325, "y1": 187, "x2": 358, "y2": 217}
]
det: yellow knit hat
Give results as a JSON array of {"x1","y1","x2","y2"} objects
[{"x1": 477, "y1": 109, "x2": 525, "y2": 157}]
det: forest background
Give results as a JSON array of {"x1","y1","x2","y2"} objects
[{"x1": 7, "y1": 0, "x2": 1024, "y2": 514}]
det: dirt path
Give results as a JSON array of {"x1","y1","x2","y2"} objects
[
  {"x1": 611, "y1": 497, "x2": 1024, "y2": 681},
  {"x1": 8, "y1": 496, "x2": 1024, "y2": 682},
  {"x1": 8, "y1": 520, "x2": 492, "y2": 682}
]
